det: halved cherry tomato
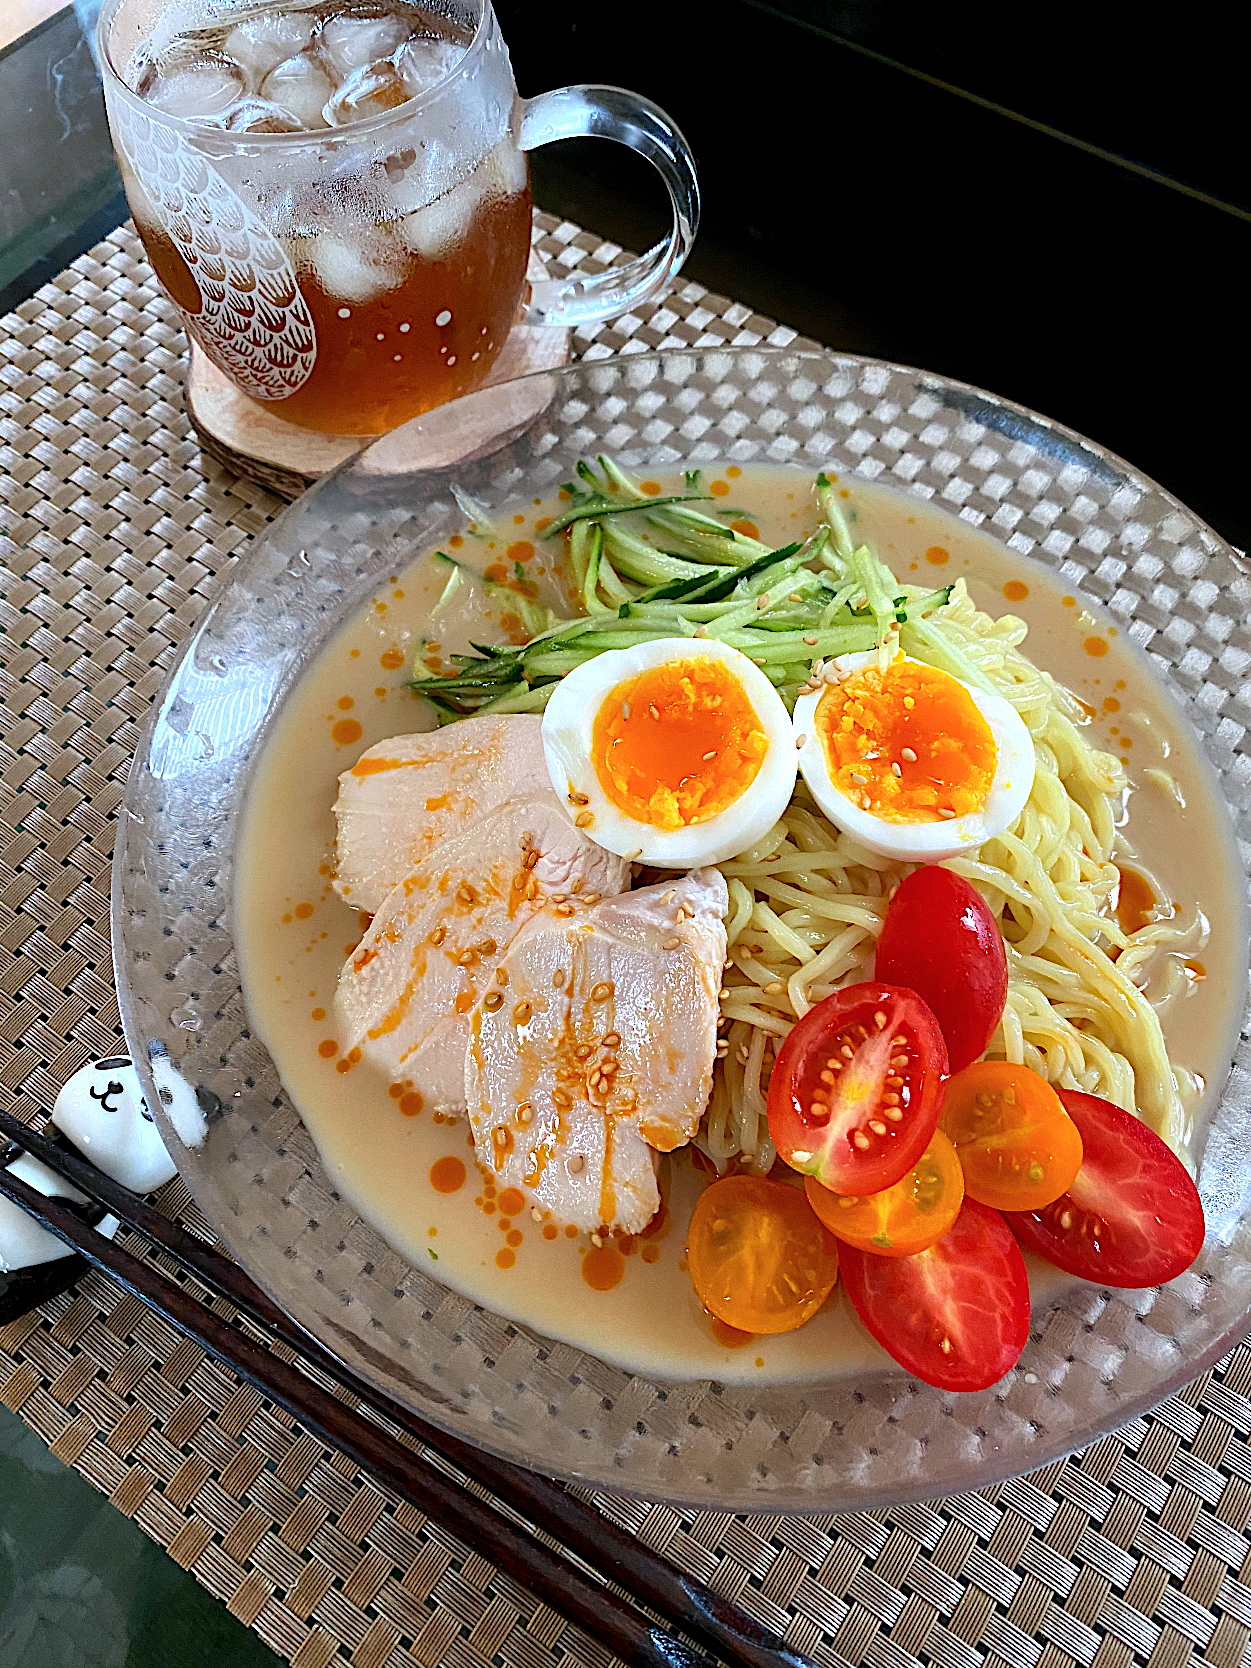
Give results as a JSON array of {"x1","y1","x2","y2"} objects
[
  {"x1": 804, "y1": 1130, "x2": 964, "y2": 1257},
  {"x1": 768, "y1": 984, "x2": 949, "y2": 1197},
  {"x1": 940, "y1": 1060, "x2": 1083, "y2": 1211},
  {"x1": 686, "y1": 1174, "x2": 840, "y2": 1334},
  {"x1": 1005, "y1": 1089, "x2": 1205, "y2": 1287},
  {"x1": 875, "y1": 866, "x2": 1007, "y2": 1072},
  {"x1": 838, "y1": 1197, "x2": 1030, "y2": 1391}
]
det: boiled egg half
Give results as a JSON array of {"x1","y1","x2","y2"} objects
[
  {"x1": 541, "y1": 638, "x2": 797, "y2": 866},
  {"x1": 792, "y1": 651, "x2": 1035, "y2": 862}
]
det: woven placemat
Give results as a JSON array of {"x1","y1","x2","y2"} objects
[{"x1": 4, "y1": 213, "x2": 1251, "y2": 1668}]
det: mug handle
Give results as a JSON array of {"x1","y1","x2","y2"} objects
[{"x1": 517, "y1": 85, "x2": 700, "y2": 328}]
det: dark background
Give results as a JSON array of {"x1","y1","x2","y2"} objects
[
  {"x1": 3, "y1": 0, "x2": 1246, "y2": 548},
  {"x1": 497, "y1": 0, "x2": 1248, "y2": 550}
]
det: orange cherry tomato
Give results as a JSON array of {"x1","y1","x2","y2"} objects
[
  {"x1": 804, "y1": 1130, "x2": 964, "y2": 1257},
  {"x1": 686, "y1": 1174, "x2": 840, "y2": 1334},
  {"x1": 940, "y1": 1060, "x2": 1083, "y2": 1211}
]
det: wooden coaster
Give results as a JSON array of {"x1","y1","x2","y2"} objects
[{"x1": 185, "y1": 250, "x2": 571, "y2": 500}]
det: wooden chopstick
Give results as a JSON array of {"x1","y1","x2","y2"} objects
[{"x1": 0, "y1": 1109, "x2": 817, "y2": 1668}]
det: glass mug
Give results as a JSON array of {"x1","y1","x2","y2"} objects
[{"x1": 98, "y1": 0, "x2": 699, "y2": 435}]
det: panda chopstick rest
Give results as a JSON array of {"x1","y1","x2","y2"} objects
[
  {"x1": 51, "y1": 1055, "x2": 178, "y2": 1194},
  {"x1": 0, "y1": 1150, "x2": 119, "y2": 1323},
  {"x1": 0, "y1": 1055, "x2": 179, "y2": 1324}
]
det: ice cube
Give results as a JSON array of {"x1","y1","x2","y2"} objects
[
  {"x1": 223, "y1": 96, "x2": 304, "y2": 133},
  {"x1": 394, "y1": 34, "x2": 466, "y2": 98},
  {"x1": 394, "y1": 167, "x2": 483, "y2": 259},
  {"x1": 318, "y1": 10, "x2": 410, "y2": 78},
  {"x1": 304, "y1": 229, "x2": 406, "y2": 302},
  {"x1": 323, "y1": 58, "x2": 411, "y2": 125},
  {"x1": 223, "y1": 11, "x2": 314, "y2": 89},
  {"x1": 141, "y1": 52, "x2": 245, "y2": 119},
  {"x1": 483, "y1": 136, "x2": 528, "y2": 199},
  {"x1": 261, "y1": 52, "x2": 335, "y2": 129}
]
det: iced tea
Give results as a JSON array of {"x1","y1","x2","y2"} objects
[{"x1": 121, "y1": 0, "x2": 533, "y2": 435}]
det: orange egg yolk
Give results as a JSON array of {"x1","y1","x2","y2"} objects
[
  {"x1": 592, "y1": 658, "x2": 767, "y2": 829},
  {"x1": 816, "y1": 656, "x2": 996, "y2": 822}
]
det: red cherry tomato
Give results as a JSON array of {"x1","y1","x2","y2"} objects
[
  {"x1": 875, "y1": 866, "x2": 1007, "y2": 1072},
  {"x1": 1004, "y1": 1089, "x2": 1205, "y2": 1287},
  {"x1": 838, "y1": 1197, "x2": 1030, "y2": 1391},
  {"x1": 768, "y1": 983, "x2": 948, "y2": 1197}
]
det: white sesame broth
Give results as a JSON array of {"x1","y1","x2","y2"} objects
[{"x1": 233, "y1": 466, "x2": 1244, "y2": 1382}]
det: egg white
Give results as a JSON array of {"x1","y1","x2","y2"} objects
[
  {"x1": 541, "y1": 637, "x2": 797, "y2": 867},
  {"x1": 792, "y1": 650, "x2": 1036, "y2": 862}
]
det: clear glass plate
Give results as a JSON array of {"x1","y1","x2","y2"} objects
[{"x1": 113, "y1": 348, "x2": 1251, "y2": 1511}]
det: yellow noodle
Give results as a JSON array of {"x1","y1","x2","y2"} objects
[{"x1": 701, "y1": 580, "x2": 1193, "y2": 1173}]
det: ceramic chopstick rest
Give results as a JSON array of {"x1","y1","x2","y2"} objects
[
  {"x1": 51, "y1": 1055, "x2": 179, "y2": 1194},
  {"x1": 0, "y1": 1148, "x2": 121, "y2": 1322}
]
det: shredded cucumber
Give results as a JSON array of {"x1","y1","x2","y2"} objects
[{"x1": 411, "y1": 458, "x2": 954, "y2": 719}]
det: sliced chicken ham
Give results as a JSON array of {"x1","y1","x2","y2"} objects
[
  {"x1": 334, "y1": 715, "x2": 549, "y2": 913},
  {"x1": 465, "y1": 869, "x2": 728, "y2": 1234},
  {"x1": 335, "y1": 796, "x2": 629, "y2": 1111}
]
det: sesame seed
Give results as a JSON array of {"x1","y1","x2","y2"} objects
[
  {"x1": 625, "y1": 847, "x2": 642, "y2": 860},
  {"x1": 803, "y1": 634, "x2": 818, "y2": 646},
  {"x1": 763, "y1": 980, "x2": 784, "y2": 995},
  {"x1": 583, "y1": 892, "x2": 601, "y2": 905},
  {"x1": 483, "y1": 990, "x2": 503, "y2": 1011},
  {"x1": 512, "y1": 1001, "x2": 532, "y2": 1024},
  {"x1": 496, "y1": 967, "x2": 509, "y2": 985},
  {"x1": 575, "y1": 811, "x2": 594, "y2": 828},
  {"x1": 523, "y1": 849, "x2": 539, "y2": 868},
  {"x1": 756, "y1": 593, "x2": 770, "y2": 610},
  {"x1": 693, "y1": 625, "x2": 708, "y2": 637},
  {"x1": 703, "y1": 749, "x2": 717, "y2": 760},
  {"x1": 795, "y1": 733, "x2": 807, "y2": 750},
  {"x1": 567, "y1": 1153, "x2": 585, "y2": 1175},
  {"x1": 650, "y1": 704, "x2": 660, "y2": 720},
  {"x1": 663, "y1": 936, "x2": 681, "y2": 950},
  {"x1": 938, "y1": 808, "x2": 957, "y2": 818},
  {"x1": 903, "y1": 696, "x2": 915, "y2": 709},
  {"x1": 531, "y1": 1208, "x2": 543, "y2": 1222},
  {"x1": 824, "y1": 666, "x2": 840, "y2": 683},
  {"x1": 850, "y1": 772, "x2": 867, "y2": 784},
  {"x1": 493, "y1": 1126, "x2": 506, "y2": 1145},
  {"x1": 891, "y1": 762, "x2": 902, "y2": 777},
  {"x1": 552, "y1": 1087, "x2": 573, "y2": 1109},
  {"x1": 569, "y1": 790, "x2": 589, "y2": 805},
  {"x1": 591, "y1": 981, "x2": 614, "y2": 1002},
  {"x1": 901, "y1": 746, "x2": 917, "y2": 761},
  {"x1": 591, "y1": 1232, "x2": 603, "y2": 1248},
  {"x1": 621, "y1": 700, "x2": 630, "y2": 720},
  {"x1": 602, "y1": 1031, "x2": 621, "y2": 1047}
]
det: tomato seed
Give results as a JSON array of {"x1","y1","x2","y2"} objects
[
  {"x1": 874, "y1": 1011, "x2": 887, "y2": 1028},
  {"x1": 870, "y1": 1120, "x2": 886, "y2": 1135},
  {"x1": 885, "y1": 1108, "x2": 903, "y2": 1122},
  {"x1": 853, "y1": 1132, "x2": 871, "y2": 1150}
]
